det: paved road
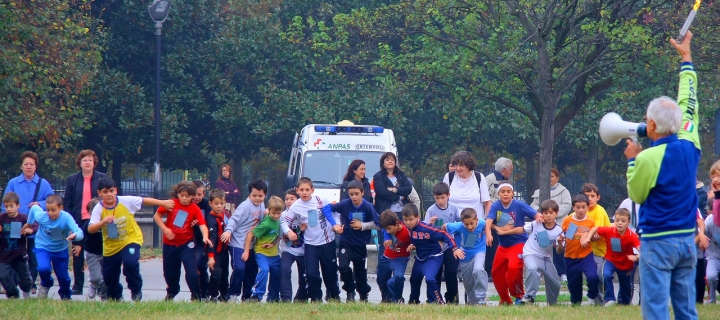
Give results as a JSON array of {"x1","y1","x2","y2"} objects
[{"x1": 1, "y1": 258, "x2": 640, "y2": 306}]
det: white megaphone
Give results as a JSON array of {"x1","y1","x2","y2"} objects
[{"x1": 599, "y1": 112, "x2": 647, "y2": 146}]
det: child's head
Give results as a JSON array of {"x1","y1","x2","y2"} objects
[
  {"x1": 208, "y1": 189, "x2": 226, "y2": 214},
  {"x1": 347, "y1": 180, "x2": 365, "y2": 205},
  {"x1": 432, "y1": 182, "x2": 450, "y2": 208},
  {"x1": 170, "y1": 181, "x2": 197, "y2": 206},
  {"x1": 86, "y1": 197, "x2": 101, "y2": 216},
  {"x1": 497, "y1": 180, "x2": 514, "y2": 205},
  {"x1": 571, "y1": 193, "x2": 590, "y2": 218},
  {"x1": 2, "y1": 192, "x2": 20, "y2": 216},
  {"x1": 248, "y1": 180, "x2": 268, "y2": 206},
  {"x1": 614, "y1": 208, "x2": 631, "y2": 232},
  {"x1": 45, "y1": 194, "x2": 64, "y2": 220},
  {"x1": 379, "y1": 210, "x2": 402, "y2": 235},
  {"x1": 267, "y1": 196, "x2": 284, "y2": 221},
  {"x1": 192, "y1": 180, "x2": 206, "y2": 204},
  {"x1": 401, "y1": 203, "x2": 420, "y2": 228},
  {"x1": 97, "y1": 178, "x2": 118, "y2": 205},
  {"x1": 284, "y1": 188, "x2": 299, "y2": 209},
  {"x1": 710, "y1": 160, "x2": 720, "y2": 189},
  {"x1": 295, "y1": 177, "x2": 314, "y2": 201},
  {"x1": 540, "y1": 199, "x2": 559, "y2": 224},
  {"x1": 460, "y1": 208, "x2": 479, "y2": 232},
  {"x1": 581, "y1": 183, "x2": 600, "y2": 208}
]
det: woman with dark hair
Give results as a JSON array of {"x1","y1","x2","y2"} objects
[
  {"x1": 340, "y1": 160, "x2": 373, "y2": 203},
  {"x1": 215, "y1": 164, "x2": 240, "y2": 213},
  {"x1": 63, "y1": 150, "x2": 108, "y2": 296},
  {"x1": 372, "y1": 152, "x2": 412, "y2": 218}
]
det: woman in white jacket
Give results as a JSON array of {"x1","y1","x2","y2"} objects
[{"x1": 530, "y1": 168, "x2": 572, "y2": 282}]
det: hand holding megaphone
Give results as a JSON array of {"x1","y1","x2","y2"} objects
[{"x1": 598, "y1": 112, "x2": 647, "y2": 146}]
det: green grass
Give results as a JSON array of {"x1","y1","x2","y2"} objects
[
  {"x1": 487, "y1": 293, "x2": 585, "y2": 303},
  {"x1": 1, "y1": 300, "x2": 719, "y2": 320}
]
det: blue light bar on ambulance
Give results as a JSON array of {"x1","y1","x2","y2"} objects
[{"x1": 314, "y1": 125, "x2": 384, "y2": 134}]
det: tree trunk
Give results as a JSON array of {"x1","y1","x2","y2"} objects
[
  {"x1": 112, "y1": 153, "x2": 123, "y2": 194},
  {"x1": 523, "y1": 153, "x2": 537, "y2": 203},
  {"x1": 538, "y1": 111, "x2": 555, "y2": 203},
  {"x1": 585, "y1": 138, "x2": 598, "y2": 184}
]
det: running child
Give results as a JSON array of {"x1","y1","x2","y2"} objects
[
  {"x1": 442, "y1": 208, "x2": 488, "y2": 305},
  {"x1": 377, "y1": 209, "x2": 411, "y2": 303},
  {"x1": 562, "y1": 193, "x2": 601, "y2": 305},
  {"x1": 244, "y1": 196, "x2": 284, "y2": 302},
  {"x1": 0, "y1": 192, "x2": 35, "y2": 298},
  {"x1": 424, "y1": 182, "x2": 462, "y2": 304},
  {"x1": 206, "y1": 189, "x2": 231, "y2": 302},
  {"x1": 279, "y1": 188, "x2": 308, "y2": 302},
  {"x1": 520, "y1": 199, "x2": 564, "y2": 305}
]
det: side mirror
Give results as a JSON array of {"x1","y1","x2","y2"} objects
[{"x1": 284, "y1": 175, "x2": 295, "y2": 191}]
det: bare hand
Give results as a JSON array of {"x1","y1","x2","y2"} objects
[
  {"x1": 332, "y1": 225, "x2": 343, "y2": 234},
  {"x1": 486, "y1": 234, "x2": 493, "y2": 247},
  {"x1": 72, "y1": 245, "x2": 82, "y2": 257},
  {"x1": 207, "y1": 257, "x2": 216, "y2": 270},
  {"x1": 241, "y1": 251, "x2": 249, "y2": 262},
  {"x1": 697, "y1": 234, "x2": 710, "y2": 251},
  {"x1": 160, "y1": 200, "x2": 175, "y2": 210},
  {"x1": 163, "y1": 228, "x2": 175, "y2": 240},
  {"x1": 627, "y1": 255, "x2": 639, "y2": 262},
  {"x1": 384, "y1": 240, "x2": 392, "y2": 247},
  {"x1": 429, "y1": 216, "x2": 437, "y2": 224},
  {"x1": 287, "y1": 230, "x2": 298, "y2": 241},
  {"x1": 0, "y1": 225, "x2": 2, "y2": 232},
  {"x1": 580, "y1": 237, "x2": 590, "y2": 247},
  {"x1": 204, "y1": 238, "x2": 213, "y2": 248},
  {"x1": 350, "y1": 220, "x2": 362, "y2": 230},
  {"x1": 407, "y1": 244, "x2": 416, "y2": 252},
  {"x1": 21, "y1": 226, "x2": 34, "y2": 235},
  {"x1": 534, "y1": 214, "x2": 544, "y2": 223},
  {"x1": 453, "y1": 249, "x2": 465, "y2": 260},
  {"x1": 299, "y1": 223, "x2": 307, "y2": 232},
  {"x1": 670, "y1": 31, "x2": 692, "y2": 62},
  {"x1": 591, "y1": 234, "x2": 601, "y2": 242},
  {"x1": 624, "y1": 139, "x2": 643, "y2": 160},
  {"x1": 102, "y1": 215, "x2": 115, "y2": 225},
  {"x1": 28, "y1": 202, "x2": 39, "y2": 208},
  {"x1": 67, "y1": 233, "x2": 77, "y2": 241},
  {"x1": 220, "y1": 231, "x2": 231, "y2": 243},
  {"x1": 261, "y1": 243, "x2": 275, "y2": 249}
]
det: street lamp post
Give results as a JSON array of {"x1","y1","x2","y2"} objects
[{"x1": 148, "y1": 0, "x2": 170, "y2": 248}]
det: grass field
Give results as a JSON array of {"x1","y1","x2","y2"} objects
[{"x1": 1, "y1": 300, "x2": 719, "y2": 320}]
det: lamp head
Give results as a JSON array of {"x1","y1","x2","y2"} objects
[{"x1": 148, "y1": 0, "x2": 171, "y2": 23}]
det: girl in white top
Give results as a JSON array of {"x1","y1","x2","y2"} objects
[{"x1": 442, "y1": 151, "x2": 491, "y2": 219}]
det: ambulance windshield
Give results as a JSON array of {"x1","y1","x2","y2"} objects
[{"x1": 302, "y1": 151, "x2": 383, "y2": 187}]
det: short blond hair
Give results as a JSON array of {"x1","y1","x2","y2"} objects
[
  {"x1": 268, "y1": 196, "x2": 284, "y2": 212},
  {"x1": 710, "y1": 160, "x2": 720, "y2": 178}
]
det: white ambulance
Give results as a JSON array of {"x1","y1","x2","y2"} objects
[{"x1": 284, "y1": 120, "x2": 397, "y2": 202}]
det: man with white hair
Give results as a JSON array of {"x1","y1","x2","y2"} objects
[
  {"x1": 625, "y1": 31, "x2": 698, "y2": 320},
  {"x1": 486, "y1": 157, "x2": 514, "y2": 203}
]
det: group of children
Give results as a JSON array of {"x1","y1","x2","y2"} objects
[{"x1": 0, "y1": 174, "x2": 659, "y2": 307}]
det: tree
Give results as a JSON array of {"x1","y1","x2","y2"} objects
[{"x1": 284, "y1": 0, "x2": 676, "y2": 201}]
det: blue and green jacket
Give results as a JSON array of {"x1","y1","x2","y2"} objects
[{"x1": 627, "y1": 62, "x2": 699, "y2": 239}]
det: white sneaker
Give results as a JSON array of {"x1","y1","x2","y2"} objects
[
  {"x1": 229, "y1": 295, "x2": 241, "y2": 303},
  {"x1": 88, "y1": 286, "x2": 97, "y2": 300},
  {"x1": 22, "y1": 291, "x2": 31, "y2": 299},
  {"x1": 560, "y1": 274, "x2": 568, "y2": 282},
  {"x1": 37, "y1": 286, "x2": 50, "y2": 299},
  {"x1": 604, "y1": 300, "x2": 617, "y2": 307}
]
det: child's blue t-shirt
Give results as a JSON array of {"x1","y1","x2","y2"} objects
[
  {"x1": 486, "y1": 200, "x2": 537, "y2": 247},
  {"x1": 445, "y1": 221, "x2": 486, "y2": 262},
  {"x1": 28, "y1": 205, "x2": 84, "y2": 252}
]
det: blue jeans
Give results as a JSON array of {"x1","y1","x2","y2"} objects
[
  {"x1": 252, "y1": 253, "x2": 281, "y2": 301},
  {"x1": 228, "y1": 246, "x2": 258, "y2": 298},
  {"x1": 35, "y1": 248, "x2": 71, "y2": 300},
  {"x1": 377, "y1": 255, "x2": 409, "y2": 302},
  {"x1": 640, "y1": 235, "x2": 697, "y2": 320},
  {"x1": 409, "y1": 255, "x2": 444, "y2": 304},
  {"x1": 603, "y1": 260, "x2": 635, "y2": 305}
]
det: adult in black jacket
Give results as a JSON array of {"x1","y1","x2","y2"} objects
[
  {"x1": 340, "y1": 159, "x2": 373, "y2": 204},
  {"x1": 62, "y1": 149, "x2": 107, "y2": 295},
  {"x1": 372, "y1": 152, "x2": 412, "y2": 217}
]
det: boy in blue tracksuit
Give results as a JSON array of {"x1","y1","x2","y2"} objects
[
  {"x1": 322, "y1": 180, "x2": 380, "y2": 302},
  {"x1": 404, "y1": 204, "x2": 463, "y2": 305},
  {"x1": 22, "y1": 195, "x2": 84, "y2": 300}
]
